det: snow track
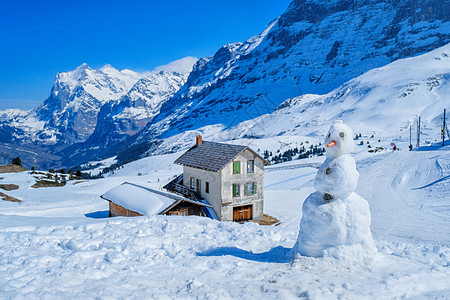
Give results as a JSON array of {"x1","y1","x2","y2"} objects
[{"x1": 358, "y1": 146, "x2": 450, "y2": 243}]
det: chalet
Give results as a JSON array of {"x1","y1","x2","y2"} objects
[
  {"x1": 101, "y1": 182, "x2": 215, "y2": 218},
  {"x1": 166, "y1": 135, "x2": 270, "y2": 222}
]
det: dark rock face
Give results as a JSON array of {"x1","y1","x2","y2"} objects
[{"x1": 36, "y1": 86, "x2": 102, "y2": 144}]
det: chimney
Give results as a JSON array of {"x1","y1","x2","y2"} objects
[{"x1": 196, "y1": 135, "x2": 203, "y2": 146}]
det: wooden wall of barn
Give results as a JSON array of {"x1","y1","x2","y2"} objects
[{"x1": 109, "y1": 201, "x2": 142, "y2": 217}]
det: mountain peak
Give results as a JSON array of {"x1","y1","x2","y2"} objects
[
  {"x1": 78, "y1": 62, "x2": 89, "y2": 68},
  {"x1": 99, "y1": 64, "x2": 117, "y2": 73},
  {"x1": 57, "y1": 63, "x2": 93, "y2": 83},
  {"x1": 74, "y1": 63, "x2": 90, "y2": 72}
]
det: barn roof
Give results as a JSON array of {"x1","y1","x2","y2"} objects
[
  {"x1": 174, "y1": 141, "x2": 270, "y2": 172},
  {"x1": 101, "y1": 182, "x2": 211, "y2": 216}
]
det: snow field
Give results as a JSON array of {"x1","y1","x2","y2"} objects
[
  {"x1": 0, "y1": 215, "x2": 448, "y2": 299},
  {"x1": 0, "y1": 143, "x2": 449, "y2": 298}
]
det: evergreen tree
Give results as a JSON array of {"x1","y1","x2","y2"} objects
[{"x1": 11, "y1": 157, "x2": 22, "y2": 166}]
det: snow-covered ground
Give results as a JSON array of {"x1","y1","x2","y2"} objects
[{"x1": 0, "y1": 143, "x2": 449, "y2": 298}]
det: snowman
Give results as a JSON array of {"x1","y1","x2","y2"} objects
[{"x1": 294, "y1": 120, "x2": 375, "y2": 258}]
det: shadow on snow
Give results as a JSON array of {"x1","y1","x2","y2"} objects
[
  {"x1": 413, "y1": 175, "x2": 450, "y2": 190},
  {"x1": 85, "y1": 210, "x2": 109, "y2": 219},
  {"x1": 197, "y1": 246, "x2": 293, "y2": 263}
]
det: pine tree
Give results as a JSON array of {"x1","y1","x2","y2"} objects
[{"x1": 11, "y1": 157, "x2": 22, "y2": 166}]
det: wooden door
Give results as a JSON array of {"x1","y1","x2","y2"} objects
[{"x1": 233, "y1": 205, "x2": 252, "y2": 221}]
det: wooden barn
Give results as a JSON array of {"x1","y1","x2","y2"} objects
[{"x1": 101, "y1": 182, "x2": 214, "y2": 218}]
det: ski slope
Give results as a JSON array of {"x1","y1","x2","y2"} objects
[
  {"x1": 0, "y1": 145, "x2": 449, "y2": 298},
  {"x1": 359, "y1": 142, "x2": 450, "y2": 243}
]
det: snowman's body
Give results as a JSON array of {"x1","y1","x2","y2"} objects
[
  {"x1": 315, "y1": 155, "x2": 358, "y2": 200},
  {"x1": 295, "y1": 121, "x2": 375, "y2": 258}
]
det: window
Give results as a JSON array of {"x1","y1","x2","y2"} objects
[
  {"x1": 233, "y1": 161, "x2": 240, "y2": 174},
  {"x1": 244, "y1": 182, "x2": 257, "y2": 196},
  {"x1": 180, "y1": 209, "x2": 188, "y2": 216},
  {"x1": 232, "y1": 183, "x2": 240, "y2": 197},
  {"x1": 190, "y1": 177, "x2": 195, "y2": 190},
  {"x1": 196, "y1": 179, "x2": 201, "y2": 194},
  {"x1": 205, "y1": 181, "x2": 209, "y2": 193},
  {"x1": 247, "y1": 160, "x2": 254, "y2": 173}
]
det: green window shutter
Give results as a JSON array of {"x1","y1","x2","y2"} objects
[
  {"x1": 254, "y1": 182, "x2": 257, "y2": 194},
  {"x1": 233, "y1": 184, "x2": 238, "y2": 197},
  {"x1": 233, "y1": 161, "x2": 240, "y2": 174},
  {"x1": 244, "y1": 183, "x2": 248, "y2": 196}
]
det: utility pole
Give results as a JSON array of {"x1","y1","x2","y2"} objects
[
  {"x1": 417, "y1": 117, "x2": 421, "y2": 148},
  {"x1": 443, "y1": 108, "x2": 447, "y2": 147},
  {"x1": 409, "y1": 125, "x2": 412, "y2": 151}
]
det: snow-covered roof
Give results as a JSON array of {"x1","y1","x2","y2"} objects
[
  {"x1": 101, "y1": 182, "x2": 210, "y2": 216},
  {"x1": 174, "y1": 141, "x2": 270, "y2": 172}
]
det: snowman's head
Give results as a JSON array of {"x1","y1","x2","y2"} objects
[{"x1": 325, "y1": 120, "x2": 354, "y2": 158}]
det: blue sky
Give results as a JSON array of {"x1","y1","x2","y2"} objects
[{"x1": 0, "y1": 0, "x2": 291, "y2": 110}]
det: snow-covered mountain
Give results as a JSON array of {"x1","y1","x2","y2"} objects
[
  {"x1": 139, "y1": 0, "x2": 449, "y2": 140},
  {"x1": 0, "y1": 64, "x2": 142, "y2": 147},
  {"x1": 229, "y1": 43, "x2": 450, "y2": 142},
  {"x1": 0, "y1": 58, "x2": 196, "y2": 168},
  {"x1": 113, "y1": 42, "x2": 450, "y2": 164},
  {"x1": 61, "y1": 60, "x2": 196, "y2": 167},
  {"x1": 116, "y1": 0, "x2": 449, "y2": 162},
  {"x1": 87, "y1": 57, "x2": 197, "y2": 145},
  {"x1": 35, "y1": 64, "x2": 143, "y2": 145}
]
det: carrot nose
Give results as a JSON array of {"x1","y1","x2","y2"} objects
[{"x1": 327, "y1": 141, "x2": 337, "y2": 147}]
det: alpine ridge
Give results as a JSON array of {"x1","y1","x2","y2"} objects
[
  {"x1": 121, "y1": 0, "x2": 450, "y2": 161},
  {"x1": 0, "y1": 58, "x2": 197, "y2": 168}
]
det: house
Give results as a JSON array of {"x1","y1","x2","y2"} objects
[
  {"x1": 168, "y1": 135, "x2": 270, "y2": 222},
  {"x1": 101, "y1": 182, "x2": 214, "y2": 218}
]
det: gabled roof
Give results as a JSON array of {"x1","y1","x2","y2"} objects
[
  {"x1": 101, "y1": 182, "x2": 211, "y2": 216},
  {"x1": 174, "y1": 141, "x2": 270, "y2": 172}
]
